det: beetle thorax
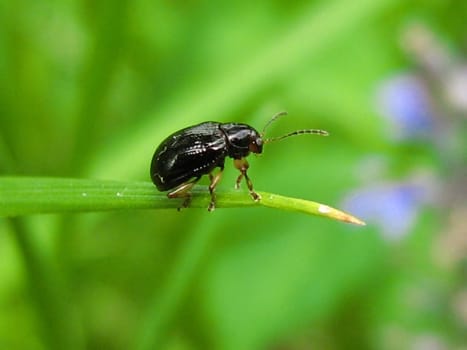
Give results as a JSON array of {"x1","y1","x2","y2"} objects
[{"x1": 219, "y1": 123, "x2": 263, "y2": 159}]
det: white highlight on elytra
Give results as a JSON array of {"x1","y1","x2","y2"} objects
[{"x1": 82, "y1": 192, "x2": 88, "y2": 197}]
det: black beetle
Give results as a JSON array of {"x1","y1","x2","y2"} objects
[{"x1": 150, "y1": 112, "x2": 329, "y2": 211}]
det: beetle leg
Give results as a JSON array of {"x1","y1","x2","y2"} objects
[
  {"x1": 208, "y1": 167, "x2": 224, "y2": 211},
  {"x1": 233, "y1": 158, "x2": 261, "y2": 201},
  {"x1": 167, "y1": 176, "x2": 201, "y2": 210},
  {"x1": 234, "y1": 172, "x2": 243, "y2": 190}
]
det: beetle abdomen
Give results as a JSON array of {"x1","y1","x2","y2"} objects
[{"x1": 150, "y1": 122, "x2": 228, "y2": 191}]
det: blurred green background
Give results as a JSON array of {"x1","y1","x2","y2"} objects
[{"x1": 1, "y1": 0, "x2": 466, "y2": 349}]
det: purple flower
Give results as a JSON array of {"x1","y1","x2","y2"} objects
[
  {"x1": 377, "y1": 75, "x2": 438, "y2": 141},
  {"x1": 341, "y1": 176, "x2": 437, "y2": 241}
]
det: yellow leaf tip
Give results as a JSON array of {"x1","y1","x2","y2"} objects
[
  {"x1": 347, "y1": 216, "x2": 366, "y2": 226},
  {"x1": 318, "y1": 204, "x2": 366, "y2": 226}
]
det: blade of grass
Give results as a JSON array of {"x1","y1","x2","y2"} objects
[{"x1": 0, "y1": 177, "x2": 365, "y2": 225}]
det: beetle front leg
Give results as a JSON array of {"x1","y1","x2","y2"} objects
[
  {"x1": 233, "y1": 158, "x2": 261, "y2": 201},
  {"x1": 208, "y1": 167, "x2": 223, "y2": 211},
  {"x1": 167, "y1": 176, "x2": 201, "y2": 210}
]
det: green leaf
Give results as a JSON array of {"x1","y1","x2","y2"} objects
[{"x1": 0, "y1": 177, "x2": 365, "y2": 225}]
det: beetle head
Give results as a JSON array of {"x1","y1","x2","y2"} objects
[{"x1": 221, "y1": 123, "x2": 263, "y2": 158}]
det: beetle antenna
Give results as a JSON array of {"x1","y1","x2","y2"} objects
[
  {"x1": 261, "y1": 111, "x2": 288, "y2": 136},
  {"x1": 264, "y1": 129, "x2": 329, "y2": 143}
]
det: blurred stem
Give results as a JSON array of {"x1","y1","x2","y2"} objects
[
  {"x1": 0, "y1": 135, "x2": 15, "y2": 174},
  {"x1": 71, "y1": 0, "x2": 129, "y2": 173},
  {"x1": 9, "y1": 218, "x2": 83, "y2": 350},
  {"x1": 137, "y1": 220, "x2": 217, "y2": 350},
  {"x1": 0, "y1": 177, "x2": 365, "y2": 225},
  {"x1": 1, "y1": 140, "x2": 83, "y2": 349}
]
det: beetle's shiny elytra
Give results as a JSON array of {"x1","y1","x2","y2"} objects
[{"x1": 150, "y1": 112, "x2": 328, "y2": 211}]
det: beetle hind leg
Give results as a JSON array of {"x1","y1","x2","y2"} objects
[
  {"x1": 233, "y1": 158, "x2": 261, "y2": 201},
  {"x1": 167, "y1": 177, "x2": 201, "y2": 210},
  {"x1": 208, "y1": 167, "x2": 224, "y2": 211}
]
